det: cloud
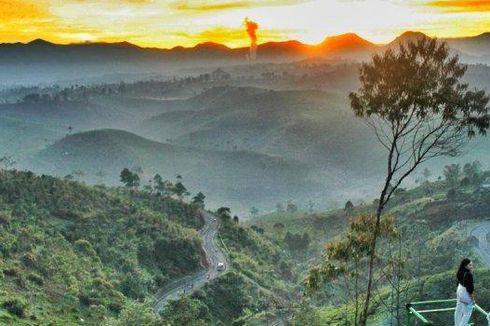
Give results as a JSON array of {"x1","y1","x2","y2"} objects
[
  {"x1": 427, "y1": 0, "x2": 490, "y2": 12},
  {"x1": 173, "y1": 26, "x2": 291, "y2": 47},
  {"x1": 0, "y1": 0, "x2": 51, "y2": 22},
  {"x1": 173, "y1": 0, "x2": 308, "y2": 12}
]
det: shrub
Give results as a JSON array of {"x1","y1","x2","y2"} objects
[
  {"x1": 27, "y1": 273, "x2": 44, "y2": 286},
  {"x1": 2, "y1": 298, "x2": 27, "y2": 318}
]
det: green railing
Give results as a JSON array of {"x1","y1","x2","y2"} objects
[{"x1": 406, "y1": 299, "x2": 488, "y2": 325}]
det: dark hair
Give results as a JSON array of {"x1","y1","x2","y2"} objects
[{"x1": 457, "y1": 258, "x2": 471, "y2": 284}]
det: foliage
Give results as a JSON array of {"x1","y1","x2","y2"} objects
[
  {"x1": 349, "y1": 37, "x2": 490, "y2": 325},
  {"x1": 306, "y1": 215, "x2": 397, "y2": 325},
  {"x1": 284, "y1": 232, "x2": 310, "y2": 253},
  {"x1": 120, "y1": 168, "x2": 140, "y2": 188},
  {"x1": 0, "y1": 170, "x2": 202, "y2": 324}
]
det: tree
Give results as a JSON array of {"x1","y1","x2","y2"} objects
[
  {"x1": 250, "y1": 207, "x2": 259, "y2": 217},
  {"x1": 291, "y1": 299, "x2": 322, "y2": 326},
  {"x1": 120, "y1": 168, "x2": 140, "y2": 188},
  {"x1": 307, "y1": 215, "x2": 397, "y2": 325},
  {"x1": 192, "y1": 192, "x2": 206, "y2": 206},
  {"x1": 153, "y1": 174, "x2": 165, "y2": 193},
  {"x1": 463, "y1": 161, "x2": 482, "y2": 185},
  {"x1": 233, "y1": 215, "x2": 239, "y2": 223},
  {"x1": 348, "y1": 37, "x2": 490, "y2": 325},
  {"x1": 0, "y1": 154, "x2": 15, "y2": 170},
  {"x1": 173, "y1": 182, "x2": 189, "y2": 200},
  {"x1": 217, "y1": 207, "x2": 231, "y2": 221},
  {"x1": 344, "y1": 200, "x2": 354, "y2": 214},
  {"x1": 443, "y1": 163, "x2": 461, "y2": 188}
]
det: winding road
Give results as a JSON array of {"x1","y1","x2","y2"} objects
[
  {"x1": 470, "y1": 221, "x2": 490, "y2": 267},
  {"x1": 153, "y1": 210, "x2": 228, "y2": 312}
]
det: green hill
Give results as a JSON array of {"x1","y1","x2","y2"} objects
[
  {"x1": 140, "y1": 87, "x2": 383, "y2": 171},
  {"x1": 0, "y1": 170, "x2": 204, "y2": 325},
  {"x1": 30, "y1": 129, "x2": 321, "y2": 213},
  {"x1": 0, "y1": 116, "x2": 64, "y2": 158},
  {"x1": 252, "y1": 170, "x2": 490, "y2": 324},
  {"x1": 0, "y1": 170, "x2": 302, "y2": 325}
]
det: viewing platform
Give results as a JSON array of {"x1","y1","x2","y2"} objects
[{"x1": 406, "y1": 299, "x2": 488, "y2": 325}]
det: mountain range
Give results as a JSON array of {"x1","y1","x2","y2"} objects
[{"x1": 1, "y1": 31, "x2": 490, "y2": 85}]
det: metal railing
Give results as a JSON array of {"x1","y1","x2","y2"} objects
[{"x1": 406, "y1": 299, "x2": 488, "y2": 325}]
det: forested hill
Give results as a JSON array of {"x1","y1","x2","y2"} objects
[
  {"x1": 0, "y1": 170, "x2": 205, "y2": 325},
  {"x1": 0, "y1": 170, "x2": 302, "y2": 326}
]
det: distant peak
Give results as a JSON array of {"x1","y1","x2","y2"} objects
[
  {"x1": 322, "y1": 33, "x2": 365, "y2": 42},
  {"x1": 194, "y1": 42, "x2": 230, "y2": 51},
  {"x1": 27, "y1": 38, "x2": 54, "y2": 46},
  {"x1": 397, "y1": 31, "x2": 430, "y2": 40},
  {"x1": 318, "y1": 33, "x2": 375, "y2": 50},
  {"x1": 475, "y1": 32, "x2": 490, "y2": 38},
  {"x1": 72, "y1": 41, "x2": 140, "y2": 49}
]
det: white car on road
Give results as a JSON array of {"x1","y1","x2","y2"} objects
[{"x1": 217, "y1": 262, "x2": 225, "y2": 271}]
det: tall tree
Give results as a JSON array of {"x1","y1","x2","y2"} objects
[
  {"x1": 443, "y1": 163, "x2": 461, "y2": 188},
  {"x1": 192, "y1": 192, "x2": 206, "y2": 206},
  {"x1": 120, "y1": 168, "x2": 139, "y2": 188},
  {"x1": 348, "y1": 37, "x2": 489, "y2": 325},
  {"x1": 173, "y1": 182, "x2": 189, "y2": 200}
]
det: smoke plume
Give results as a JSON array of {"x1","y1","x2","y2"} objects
[{"x1": 244, "y1": 18, "x2": 258, "y2": 60}]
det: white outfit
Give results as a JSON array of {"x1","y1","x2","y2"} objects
[{"x1": 455, "y1": 284, "x2": 473, "y2": 326}]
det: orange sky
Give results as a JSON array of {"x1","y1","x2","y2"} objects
[{"x1": 1, "y1": 0, "x2": 490, "y2": 48}]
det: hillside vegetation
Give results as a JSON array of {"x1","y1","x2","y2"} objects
[
  {"x1": 0, "y1": 170, "x2": 304, "y2": 326},
  {"x1": 0, "y1": 170, "x2": 204, "y2": 325},
  {"x1": 31, "y1": 129, "x2": 319, "y2": 212},
  {"x1": 253, "y1": 165, "x2": 490, "y2": 324}
]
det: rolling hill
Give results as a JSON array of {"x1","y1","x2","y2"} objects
[
  {"x1": 3, "y1": 31, "x2": 489, "y2": 85},
  {"x1": 29, "y1": 129, "x2": 322, "y2": 212}
]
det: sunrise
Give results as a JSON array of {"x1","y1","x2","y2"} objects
[
  {"x1": 2, "y1": 0, "x2": 490, "y2": 47},
  {"x1": 2, "y1": 0, "x2": 490, "y2": 325}
]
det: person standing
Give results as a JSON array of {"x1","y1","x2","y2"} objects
[{"x1": 455, "y1": 258, "x2": 475, "y2": 326}]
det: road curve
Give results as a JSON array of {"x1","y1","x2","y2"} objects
[
  {"x1": 470, "y1": 221, "x2": 490, "y2": 267},
  {"x1": 153, "y1": 210, "x2": 228, "y2": 312}
]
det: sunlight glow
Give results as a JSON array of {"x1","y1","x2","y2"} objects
[{"x1": 1, "y1": 0, "x2": 489, "y2": 47}]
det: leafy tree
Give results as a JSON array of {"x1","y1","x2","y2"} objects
[
  {"x1": 153, "y1": 174, "x2": 165, "y2": 193},
  {"x1": 173, "y1": 182, "x2": 189, "y2": 200},
  {"x1": 0, "y1": 154, "x2": 15, "y2": 170},
  {"x1": 2, "y1": 297, "x2": 27, "y2": 318},
  {"x1": 217, "y1": 207, "x2": 231, "y2": 221},
  {"x1": 250, "y1": 225, "x2": 264, "y2": 234},
  {"x1": 232, "y1": 215, "x2": 239, "y2": 223},
  {"x1": 103, "y1": 301, "x2": 161, "y2": 326},
  {"x1": 348, "y1": 37, "x2": 490, "y2": 325},
  {"x1": 443, "y1": 163, "x2": 461, "y2": 188},
  {"x1": 284, "y1": 232, "x2": 310, "y2": 253},
  {"x1": 307, "y1": 215, "x2": 397, "y2": 325},
  {"x1": 192, "y1": 192, "x2": 206, "y2": 206},
  {"x1": 463, "y1": 161, "x2": 482, "y2": 185},
  {"x1": 120, "y1": 168, "x2": 140, "y2": 188},
  {"x1": 250, "y1": 207, "x2": 259, "y2": 217},
  {"x1": 344, "y1": 200, "x2": 354, "y2": 213},
  {"x1": 291, "y1": 300, "x2": 322, "y2": 326}
]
